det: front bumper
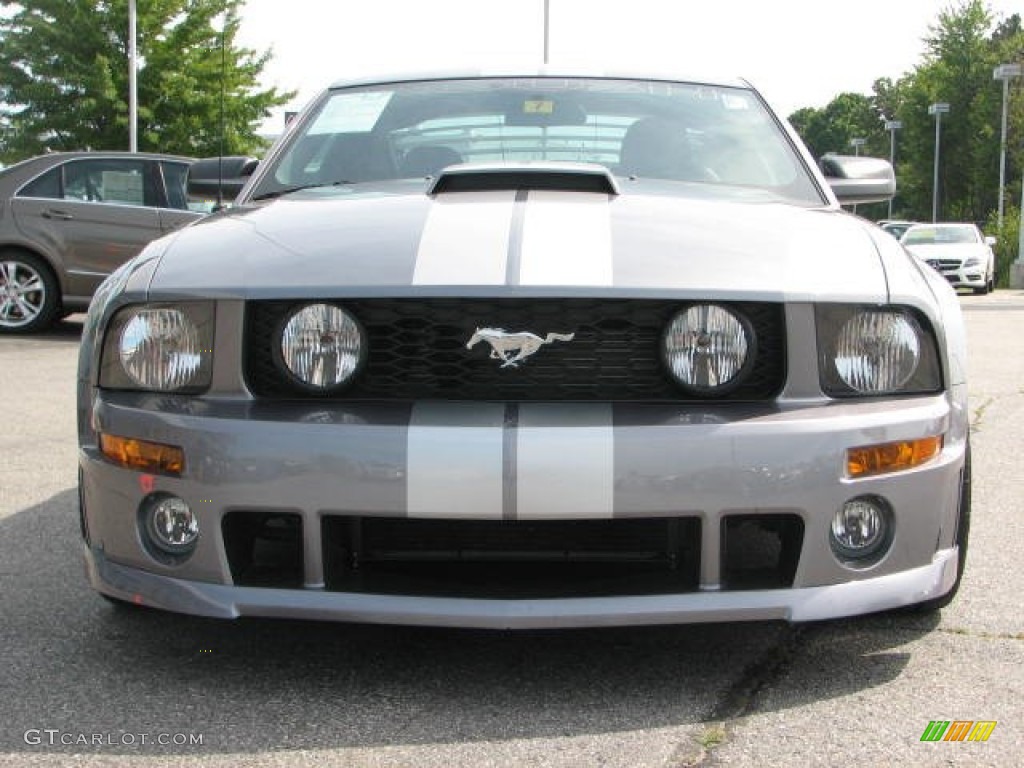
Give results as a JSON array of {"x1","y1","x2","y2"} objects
[
  {"x1": 85, "y1": 543, "x2": 959, "y2": 628},
  {"x1": 79, "y1": 393, "x2": 967, "y2": 627},
  {"x1": 926, "y1": 262, "x2": 985, "y2": 289}
]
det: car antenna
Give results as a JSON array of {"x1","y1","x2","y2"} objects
[{"x1": 216, "y1": 7, "x2": 227, "y2": 210}]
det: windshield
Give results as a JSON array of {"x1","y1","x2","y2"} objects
[
  {"x1": 250, "y1": 77, "x2": 821, "y2": 204},
  {"x1": 903, "y1": 225, "x2": 980, "y2": 246}
]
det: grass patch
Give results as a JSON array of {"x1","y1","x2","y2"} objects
[{"x1": 697, "y1": 724, "x2": 727, "y2": 749}]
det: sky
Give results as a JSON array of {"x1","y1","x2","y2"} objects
[{"x1": 236, "y1": 0, "x2": 1022, "y2": 132}]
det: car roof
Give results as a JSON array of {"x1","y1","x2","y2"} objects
[
  {"x1": 0, "y1": 151, "x2": 197, "y2": 192},
  {"x1": 327, "y1": 68, "x2": 750, "y2": 91},
  {"x1": 0, "y1": 150, "x2": 194, "y2": 177},
  {"x1": 22, "y1": 150, "x2": 193, "y2": 163},
  {"x1": 904, "y1": 222, "x2": 979, "y2": 231}
]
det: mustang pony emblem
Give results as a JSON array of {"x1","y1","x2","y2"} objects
[{"x1": 466, "y1": 328, "x2": 575, "y2": 368}]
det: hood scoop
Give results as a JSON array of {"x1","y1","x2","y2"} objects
[{"x1": 429, "y1": 162, "x2": 619, "y2": 196}]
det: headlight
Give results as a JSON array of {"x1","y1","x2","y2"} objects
[
  {"x1": 817, "y1": 306, "x2": 942, "y2": 396},
  {"x1": 963, "y1": 257, "x2": 980, "y2": 268},
  {"x1": 277, "y1": 303, "x2": 364, "y2": 391},
  {"x1": 662, "y1": 303, "x2": 755, "y2": 395},
  {"x1": 99, "y1": 303, "x2": 214, "y2": 392}
]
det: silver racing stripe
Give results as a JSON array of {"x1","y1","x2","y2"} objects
[
  {"x1": 414, "y1": 189, "x2": 614, "y2": 287},
  {"x1": 407, "y1": 402, "x2": 505, "y2": 518},
  {"x1": 406, "y1": 403, "x2": 615, "y2": 519},
  {"x1": 408, "y1": 188, "x2": 616, "y2": 518},
  {"x1": 516, "y1": 404, "x2": 615, "y2": 519},
  {"x1": 519, "y1": 190, "x2": 614, "y2": 286},
  {"x1": 413, "y1": 190, "x2": 516, "y2": 285}
]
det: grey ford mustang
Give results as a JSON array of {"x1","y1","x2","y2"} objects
[{"x1": 77, "y1": 72, "x2": 970, "y2": 628}]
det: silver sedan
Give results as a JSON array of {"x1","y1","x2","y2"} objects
[{"x1": 0, "y1": 151, "x2": 203, "y2": 332}]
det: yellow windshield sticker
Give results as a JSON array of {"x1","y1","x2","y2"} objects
[{"x1": 524, "y1": 100, "x2": 555, "y2": 114}]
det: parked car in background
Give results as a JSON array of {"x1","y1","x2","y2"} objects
[
  {"x1": 78, "y1": 71, "x2": 970, "y2": 629},
  {"x1": 900, "y1": 222, "x2": 996, "y2": 295},
  {"x1": 0, "y1": 151, "x2": 205, "y2": 333},
  {"x1": 878, "y1": 219, "x2": 916, "y2": 240}
]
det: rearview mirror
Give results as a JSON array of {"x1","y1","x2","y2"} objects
[{"x1": 819, "y1": 154, "x2": 895, "y2": 205}]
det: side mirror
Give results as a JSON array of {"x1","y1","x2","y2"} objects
[
  {"x1": 187, "y1": 156, "x2": 259, "y2": 206},
  {"x1": 985, "y1": 235, "x2": 997, "y2": 247},
  {"x1": 819, "y1": 154, "x2": 895, "y2": 205}
]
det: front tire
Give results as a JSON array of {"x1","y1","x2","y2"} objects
[{"x1": 0, "y1": 250, "x2": 61, "y2": 333}]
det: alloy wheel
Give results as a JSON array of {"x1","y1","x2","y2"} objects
[{"x1": 0, "y1": 255, "x2": 58, "y2": 332}]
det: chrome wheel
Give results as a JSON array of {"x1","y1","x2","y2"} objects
[{"x1": 0, "y1": 253, "x2": 59, "y2": 332}]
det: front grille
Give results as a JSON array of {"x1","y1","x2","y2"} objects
[
  {"x1": 245, "y1": 298, "x2": 786, "y2": 401},
  {"x1": 322, "y1": 516, "x2": 702, "y2": 598}
]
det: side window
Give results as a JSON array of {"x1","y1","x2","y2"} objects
[
  {"x1": 17, "y1": 167, "x2": 61, "y2": 199},
  {"x1": 160, "y1": 161, "x2": 190, "y2": 210},
  {"x1": 62, "y1": 159, "x2": 154, "y2": 207}
]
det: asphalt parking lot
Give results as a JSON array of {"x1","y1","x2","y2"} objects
[{"x1": 1, "y1": 293, "x2": 1022, "y2": 767}]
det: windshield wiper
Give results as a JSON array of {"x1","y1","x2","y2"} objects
[{"x1": 251, "y1": 180, "x2": 353, "y2": 201}]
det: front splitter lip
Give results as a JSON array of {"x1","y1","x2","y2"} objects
[{"x1": 84, "y1": 543, "x2": 959, "y2": 629}]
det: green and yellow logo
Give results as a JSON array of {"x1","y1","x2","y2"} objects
[{"x1": 920, "y1": 720, "x2": 997, "y2": 742}]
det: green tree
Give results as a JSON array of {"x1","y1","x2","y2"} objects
[
  {"x1": 787, "y1": 1, "x2": 1024, "y2": 235},
  {"x1": 991, "y1": 13, "x2": 1024, "y2": 234},
  {"x1": 788, "y1": 93, "x2": 885, "y2": 161},
  {"x1": 916, "y1": 0, "x2": 1001, "y2": 221},
  {"x1": 0, "y1": 0, "x2": 294, "y2": 162}
]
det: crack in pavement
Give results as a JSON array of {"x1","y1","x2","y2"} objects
[
  {"x1": 667, "y1": 625, "x2": 808, "y2": 767},
  {"x1": 939, "y1": 626, "x2": 1024, "y2": 641}
]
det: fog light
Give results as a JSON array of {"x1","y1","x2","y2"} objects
[
  {"x1": 830, "y1": 496, "x2": 892, "y2": 564},
  {"x1": 143, "y1": 495, "x2": 198, "y2": 556}
]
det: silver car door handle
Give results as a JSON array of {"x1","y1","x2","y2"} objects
[{"x1": 41, "y1": 209, "x2": 74, "y2": 221}]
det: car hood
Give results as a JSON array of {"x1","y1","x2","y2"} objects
[{"x1": 149, "y1": 185, "x2": 888, "y2": 302}]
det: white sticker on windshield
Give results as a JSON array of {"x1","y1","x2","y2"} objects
[
  {"x1": 721, "y1": 93, "x2": 751, "y2": 111},
  {"x1": 308, "y1": 91, "x2": 394, "y2": 134}
]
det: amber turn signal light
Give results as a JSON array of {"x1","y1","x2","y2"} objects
[
  {"x1": 846, "y1": 435, "x2": 943, "y2": 478},
  {"x1": 99, "y1": 433, "x2": 184, "y2": 476}
]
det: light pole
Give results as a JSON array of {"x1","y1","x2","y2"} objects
[
  {"x1": 543, "y1": 0, "x2": 550, "y2": 64},
  {"x1": 993, "y1": 64, "x2": 1021, "y2": 228},
  {"x1": 884, "y1": 120, "x2": 902, "y2": 219},
  {"x1": 128, "y1": 0, "x2": 137, "y2": 152},
  {"x1": 928, "y1": 102, "x2": 950, "y2": 223}
]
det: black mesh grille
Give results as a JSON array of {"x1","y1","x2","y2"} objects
[
  {"x1": 322, "y1": 516, "x2": 702, "y2": 598},
  {"x1": 244, "y1": 298, "x2": 785, "y2": 401}
]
